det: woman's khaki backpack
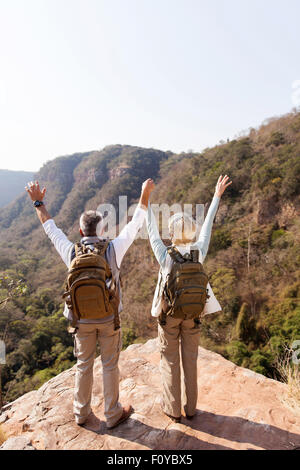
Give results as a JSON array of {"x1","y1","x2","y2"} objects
[{"x1": 160, "y1": 245, "x2": 210, "y2": 325}]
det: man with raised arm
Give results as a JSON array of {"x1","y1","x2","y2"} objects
[{"x1": 26, "y1": 178, "x2": 154, "y2": 429}]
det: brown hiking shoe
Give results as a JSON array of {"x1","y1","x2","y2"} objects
[
  {"x1": 185, "y1": 414, "x2": 195, "y2": 420},
  {"x1": 107, "y1": 405, "x2": 134, "y2": 430},
  {"x1": 161, "y1": 406, "x2": 181, "y2": 423}
]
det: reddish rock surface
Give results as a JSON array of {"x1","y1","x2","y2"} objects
[{"x1": 1, "y1": 339, "x2": 300, "y2": 450}]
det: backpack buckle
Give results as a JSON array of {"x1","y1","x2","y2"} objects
[{"x1": 67, "y1": 325, "x2": 78, "y2": 335}]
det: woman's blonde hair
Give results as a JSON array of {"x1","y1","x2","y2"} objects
[{"x1": 168, "y1": 212, "x2": 197, "y2": 244}]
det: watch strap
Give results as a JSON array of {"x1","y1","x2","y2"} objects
[{"x1": 34, "y1": 200, "x2": 44, "y2": 207}]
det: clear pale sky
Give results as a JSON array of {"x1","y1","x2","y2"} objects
[{"x1": 0, "y1": 0, "x2": 300, "y2": 171}]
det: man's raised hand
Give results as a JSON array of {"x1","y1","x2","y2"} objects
[
  {"x1": 215, "y1": 175, "x2": 232, "y2": 198},
  {"x1": 25, "y1": 181, "x2": 46, "y2": 202},
  {"x1": 139, "y1": 179, "x2": 155, "y2": 209}
]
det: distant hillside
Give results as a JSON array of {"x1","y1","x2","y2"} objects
[
  {"x1": 0, "y1": 113, "x2": 299, "y2": 404},
  {"x1": 0, "y1": 170, "x2": 34, "y2": 208},
  {"x1": 0, "y1": 146, "x2": 170, "y2": 235}
]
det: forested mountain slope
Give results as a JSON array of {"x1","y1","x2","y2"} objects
[{"x1": 0, "y1": 113, "x2": 299, "y2": 403}]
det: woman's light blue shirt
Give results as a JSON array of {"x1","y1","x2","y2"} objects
[{"x1": 147, "y1": 194, "x2": 221, "y2": 266}]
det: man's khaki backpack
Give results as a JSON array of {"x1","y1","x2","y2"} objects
[
  {"x1": 63, "y1": 241, "x2": 120, "y2": 328},
  {"x1": 160, "y1": 246, "x2": 210, "y2": 325}
]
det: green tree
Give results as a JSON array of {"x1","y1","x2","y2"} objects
[
  {"x1": 226, "y1": 341, "x2": 250, "y2": 367},
  {"x1": 235, "y1": 303, "x2": 252, "y2": 342},
  {"x1": 0, "y1": 273, "x2": 27, "y2": 408}
]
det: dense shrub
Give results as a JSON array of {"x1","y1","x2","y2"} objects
[
  {"x1": 210, "y1": 228, "x2": 232, "y2": 254},
  {"x1": 226, "y1": 341, "x2": 249, "y2": 366},
  {"x1": 267, "y1": 131, "x2": 286, "y2": 147}
]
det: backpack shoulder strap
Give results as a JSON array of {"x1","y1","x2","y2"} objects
[
  {"x1": 167, "y1": 245, "x2": 200, "y2": 264},
  {"x1": 190, "y1": 247, "x2": 200, "y2": 263},
  {"x1": 74, "y1": 242, "x2": 85, "y2": 257},
  {"x1": 167, "y1": 245, "x2": 185, "y2": 264},
  {"x1": 70, "y1": 245, "x2": 76, "y2": 263},
  {"x1": 94, "y1": 239, "x2": 110, "y2": 256}
]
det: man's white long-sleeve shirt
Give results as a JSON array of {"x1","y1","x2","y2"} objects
[{"x1": 43, "y1": 206, "x2": 146, "y2": 321}]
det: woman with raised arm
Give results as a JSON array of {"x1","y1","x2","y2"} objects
[{"x1": 147, "y1": 175, "x2": 232, "y2": 423}]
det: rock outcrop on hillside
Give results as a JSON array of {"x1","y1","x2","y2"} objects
[{"x1": 1, "y1": 339, "x2": 300, "y2": 450}]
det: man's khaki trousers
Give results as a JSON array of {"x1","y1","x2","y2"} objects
[
  {"x1": 73, "y1": 320, "x2": 123, "y2": 427},
  {"x1": 158, "y1": 316, "x2": 201, "y2": 418}
]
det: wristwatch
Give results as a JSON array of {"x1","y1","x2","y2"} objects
[{"x1": 33, "y1": 200, "x2": 44, "y2": 207}]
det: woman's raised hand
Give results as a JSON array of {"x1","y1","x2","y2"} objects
[{"x1": 215, "y1": 175, "x2": 232, "y2": 197}]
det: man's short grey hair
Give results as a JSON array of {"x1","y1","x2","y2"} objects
[{"x1": 80, "y1": 210, "x2": 103, "y2": 236}]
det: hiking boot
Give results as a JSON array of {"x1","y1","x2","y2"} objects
[
  {"x1": 75, "y1": 415, "x2": 88, "y2": 426},
  {"x1": 161, "y1": 407, "x2": 181, "y2": 423},
  {"x1": 107, "y1": 405, "x2": 134, "y2": 430},
  {"x1": 75, "y1": 410, "x2": 93, "y2": 426},
  {"x1": 185, "y1": 414, "x2": 195, "y2": 420}
]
